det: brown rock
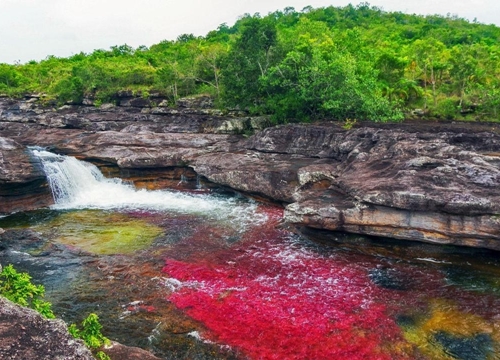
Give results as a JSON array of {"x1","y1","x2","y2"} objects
[
  {"x1": 0, "y1": 136, "x2": 52, "y2": 213},
  {"x1": 0, "y1": 297, "x2": 94, "y2": 360},
  {"x1": 104, "y1": 341, "x2": 162, "y2": 360}
]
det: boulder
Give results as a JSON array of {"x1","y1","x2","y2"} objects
[{"x1": 0, "y1": 297, "x2": 94, "y2": 360}]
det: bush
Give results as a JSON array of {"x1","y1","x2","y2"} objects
[
  {"x1": 69, "y1": 313, "x2": 111, "y2": 360},
  {"x1": 69, "y1": 313, "x2": 110, "y2": 348},
  {"x1": 433, "y1": 98, "x2": 460, "y2": 119},
  {"x1": 0, "y1": 264, "x2": 55, "y2": 319}
]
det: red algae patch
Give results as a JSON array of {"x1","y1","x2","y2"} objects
[{"x1": 163, "y1": 206, "x2": 409, "y2": 360}]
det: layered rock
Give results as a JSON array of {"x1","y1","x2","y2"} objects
[
  {"x1": 252, "y1": 125, "x2": 500, "y2": 249},
  {"x1": 0, "y1": 136, "x2": 52, "y2": 213},
  {"x1": 1, "y1": 97, "x2": 499, "y2": 250}
]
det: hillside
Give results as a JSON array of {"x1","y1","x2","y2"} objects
[{"x1": 1, "y1": 3, "x2": 499, "y2": 123}]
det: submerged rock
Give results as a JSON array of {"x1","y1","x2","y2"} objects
[
  {"x1": 368, "y1": 268, "x2": 410, "y2": 290},
  {"x1": 433, "y1": 331, "x2": 494, "y2": 360},
  {"x1": 104, "y1": 341, "x2": 162, "y2": 360}
]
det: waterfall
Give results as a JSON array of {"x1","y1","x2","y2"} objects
[
  {"x1": 34, "y1": 150, "x2": 111, "y2": 204},
  {"x1": 32, "y1": 150, "x2": 266, "y2": 226}
]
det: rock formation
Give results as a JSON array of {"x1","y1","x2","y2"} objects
[
  {"x1": 0, "y1": 296, "x2": 94, "y2": 360},
  {"x1": 1, "y1": 96, "x2": 499, "y2": 250},
  {"x1": 0, "y1": 295, "x2": 163, "y2": 360},
  {"x1": 0, "y1": 136, "x2": 52, "y2": 213}
]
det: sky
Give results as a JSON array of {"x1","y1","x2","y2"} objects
[{"x1": 1, "y1": 0, "x2": 499, "y2": 64}]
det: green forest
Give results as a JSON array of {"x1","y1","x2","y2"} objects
[{"x1": 1, "y1": 3, "x2": 500, "y2": 123}]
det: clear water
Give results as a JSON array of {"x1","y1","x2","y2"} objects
[{"x1": 0, "y1": 151, "x2": 499, "y2": 359}]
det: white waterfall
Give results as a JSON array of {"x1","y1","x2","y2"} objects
[{"x1": 32, "y1": 150, "x2": 266, "y2": 226}]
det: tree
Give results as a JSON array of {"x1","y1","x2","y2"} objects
[
  {"x1": 220, "y1": 16, "x2": 278, "y2": 110},
  {"x1": 449, "y1": 44, "x2": 480, "y2": 107},
  {"x1": 261, "y1": 30, "x2": 403, "y2": 122},
  {"x1": 193, "y1": 42, "x2": 227, "y2": 97},
  {"x1": 411, "y1": 39, "x2": 449, "y2": 109}
]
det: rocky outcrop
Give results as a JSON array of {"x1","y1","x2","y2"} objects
[
  {"x1": 1, "y1": 96, "x2": 499, "y2": 250},
  {"x1": 252, "y1": 125, "x2": 500, "y2": 249},
  {"x1": 0, "y1": 96, "x2": 266, "y2": 135},
  {"x1": 0, "y1": 136, "x2": 52, "y2": 213},
  {"x1": 0, "y1": 297, "x2": 94, "y2": 360},
  {"x1": 0, "y1": 296, "x2": 165, "y2": 360}
]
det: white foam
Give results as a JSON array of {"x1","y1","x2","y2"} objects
[
  {"x1": 415, "y1": 257, "x2": 452, "y2": 264},
  {"x1": 32, "y1": 150, "x2": 267, "y2": 229}
]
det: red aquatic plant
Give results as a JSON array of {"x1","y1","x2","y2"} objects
[{"x1": 163, "y1": 205, "x2": 409, "y2": 360}]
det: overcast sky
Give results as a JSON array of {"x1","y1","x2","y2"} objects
[{"x1": 1, "y1": 0, "x2": 499, "y2": 64}]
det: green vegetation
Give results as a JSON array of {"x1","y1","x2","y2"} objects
[
  {"x1": 0, "y1": 264, "x2": 55, "y2": 318},
  {"x1": 0, "y1": 264, "x2": 111, "y2": 358},
  {"x1": 69, "y1": 313, "x2": 111, "y2": 360},
  {"x1": 1, "y1": 3, "x2": 500, "y2": 123}
]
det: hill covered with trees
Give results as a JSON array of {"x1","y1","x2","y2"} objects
[{"x1": 1, "y1": 3, "x2": 499, "y2": 123}]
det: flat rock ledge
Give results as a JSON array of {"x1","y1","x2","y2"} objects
[{"x1": 1, "y1": 97, "x2": 499, "y2": 250}]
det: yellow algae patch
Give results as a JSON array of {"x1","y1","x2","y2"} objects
[
  {"x1": 38, "y1": 210, "x2": 163, "y2": 255},
  {"x1": 422, "y1": 300, "x2": 494, "y2": 337},
  {"x1": 402, "y1": 326, "x2": 452, "y2": 360},
  {"x1": 401, "y1": 300, "x2": 499, "y2": 359}
]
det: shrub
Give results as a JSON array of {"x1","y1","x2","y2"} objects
[
  {"x1": 69, "y1": 313, "x2": 111, "y2": 360},
  {"x1": 433, "y1": 98, "x2": 460, "y2": 119},
  {"x1": 0, "y1": 264, "x2": 55, "y2": 319}
]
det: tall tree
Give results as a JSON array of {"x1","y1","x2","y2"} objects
[{"x1": 220, "y1": 16, "x2": 278, "y2": 110}]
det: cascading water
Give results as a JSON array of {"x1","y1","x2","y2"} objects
[{"x1": 32, "y1": 149, "x2": 265, "y2": 228}]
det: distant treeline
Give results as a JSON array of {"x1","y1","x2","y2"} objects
[{"x1": 1, "y1": 3, "x2": 500, "y2": 123}]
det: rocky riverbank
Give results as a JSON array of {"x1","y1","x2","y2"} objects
[
  {"x1": 1, "y1": 95, "x2": 499, "y2": 250},
  {"x1": 0, "y1": 296, "x2": 94, "y2": 360},
  {"x1": 0, "y1": 295, "x2": 163, "y2": 360}
]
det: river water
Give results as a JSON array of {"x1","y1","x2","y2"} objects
[{"x1": 0, "y1": 151, "x2": 499, "y2": 359}]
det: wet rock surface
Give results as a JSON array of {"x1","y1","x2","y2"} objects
[{"x1": 1, "y1": 97, "x2": 500, "y2": 249}]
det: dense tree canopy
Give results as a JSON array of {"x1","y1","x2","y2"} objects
[{"x1": 1, "y1": 3, "x2": 500, "y2": 123}]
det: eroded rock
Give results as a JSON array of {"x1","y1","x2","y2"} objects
[
  {"x1": 1, "y1": 97, "x2": 499, "y2": 249},
  {"x1": 0, "y1": 136, "x2": 52, "y2": 213}
]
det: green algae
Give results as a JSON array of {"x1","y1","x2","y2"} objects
[{"x1": 36, "y1": 210, "x2": 163, "y2": 255}]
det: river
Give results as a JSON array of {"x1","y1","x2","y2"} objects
[{"x1": 0, "y1": 151, "x2": 499, "y2": 359}]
